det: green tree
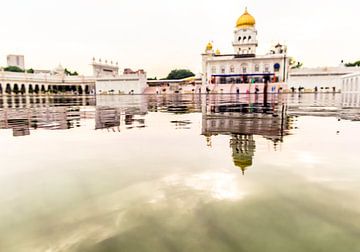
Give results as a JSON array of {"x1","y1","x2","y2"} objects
[
  {"x1": 4, "y1": 66, "x2": 25, "y2": 72},
  {"x1": 26, "y1": 68, "x2": 34, "y2": 73},
  {"x1": 64, "y1": 68, "x2": 79, "y2": 76},
  {"x1": 345, "y1": 60, "x2": 360, "y2": 67},
  {"x1": 289, "y1": 58, "x2": 303, "y2": 69},
  {"x1": 166, "y1": 69, "x2": 195, "y2": 80}
]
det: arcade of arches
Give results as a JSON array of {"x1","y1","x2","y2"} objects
[{"x1": 0, "y1": 83, "x2": 92, "y2": 95}]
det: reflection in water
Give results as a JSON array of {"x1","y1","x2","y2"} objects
[
  {"x1": 202, "y1": 95, "x2": 293, "y2": 174},
  {"x1": 0, "y1": 94, "x2": 360, "y2": 251},
  {"x1": 231, "y1": 134, "x2": 256, "y2": 175}
]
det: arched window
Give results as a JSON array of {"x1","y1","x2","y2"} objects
[
  {"x1": 243, "y1": 36, "x2": 247, "y2": 42},
  {"x1": 221, "y1": 66, "x2": 225, "y2": 74},
  {"x1": 248, "y1": 36, "x2": 252, "y2": 41},
  {"x1": 238, "y1": 37, "x2": 241, "y2": 41},
  {"x1": 241, "y1": 64, "x2": 248, "y2": 73}
]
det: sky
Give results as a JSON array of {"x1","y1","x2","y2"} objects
[{"x1": 0, "y1": 0, "x2": 359, "y2": 78}]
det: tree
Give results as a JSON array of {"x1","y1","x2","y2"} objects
[
  {"x1": 165, "y1": 69, "x2": 195, "y2": 80},
  {"x1": 64, "y1": 68, "x2": 79, "y2": 76},
  {"x1": 289, "y1": 58, "x2": 303, "y2": 69},
  {"x1": 4, "y1": 66, "x2": 25, "y2": 72},
  {"x1": 345, "y1": 60, "x2": 360, "y2": 67},
  {"x1": 26, "y1": 68, "x2": 34, "y2": 73}
]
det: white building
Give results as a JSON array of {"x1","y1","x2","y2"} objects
[
  {"x1": 0, "y1": 56, "x2": 147, "y2": 95},
  {"x1": 7, "y1": 55, "x2": 25, "y2": 69},
  {"x1": 202, "y1": 8, "x2": 290, "y2": 94},
  {"x1": 341, "y1": 72, "x2": 360, "y2": 107},
  {"x1": 288, "y1": 66, "x2": 360, "y2": 91},
  {"x1": 96, "y1": 69, "x2": 147, "y2": 95},
  {"x1": 91, "y1": 58, "x2": 119, "y2": 77}
]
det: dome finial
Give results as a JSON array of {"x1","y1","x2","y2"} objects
[{"x1": 205, "y1": 41, "x2": 213, "y2": 52}]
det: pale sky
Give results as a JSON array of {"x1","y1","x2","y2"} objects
[{"x1": 0, "y1": 0, "x2": 359, "y2": 78}]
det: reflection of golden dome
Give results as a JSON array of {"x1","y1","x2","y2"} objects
[
  {"x1": 233, "y1": 154, "x2": 253, "y2": 175},
  {"x1": 236, "y1": 8, "x2": 256, "y2": 28},
  {"x1": 215, "y1": 49, "x2": 221, "y2": 55},
  {"x1": 205, "y1": 42, "x2": 213, "y2": 51}
]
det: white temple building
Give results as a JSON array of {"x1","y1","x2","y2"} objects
[{"x1": 202, "y1": 8, "x2": 290, "y2": 94}]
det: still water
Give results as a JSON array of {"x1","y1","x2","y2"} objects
[{"x1": 0, "y1": 94, "x2": 359, "y2": 252}]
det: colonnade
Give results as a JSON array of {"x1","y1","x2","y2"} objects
[{"x1": 0, "y1": 83, "x2": 92, "y2": 95}]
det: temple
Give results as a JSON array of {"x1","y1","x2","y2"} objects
[{"x1": 202, "y1": 8, "x2": 290, "y2": 94}]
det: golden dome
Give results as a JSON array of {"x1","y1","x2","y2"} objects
[
  {"x1": 205, "y1": 42, "x2": 213, "y2": 51},
  {"x1": 215, "y1": 49, "x2": 221, "y2": 55},
  {"x1": 236, "y1": 7, "x2": 256, "y2": 28}
]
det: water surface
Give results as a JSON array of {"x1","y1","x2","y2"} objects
[{"x1": 0, "y1": 94, "x2": 359, "y2": 252}]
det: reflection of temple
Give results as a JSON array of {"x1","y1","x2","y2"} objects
[
  {"x1": 230, "y1": 134, "x2": 255, "y2": 175},
  {"x1": 95, "y1": 97, "x2": 147, "y2": 131},
  {"x1": 202, "y1": 96, "x2": 292, "y2": 174}
]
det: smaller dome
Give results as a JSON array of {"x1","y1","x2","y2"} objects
[
  {"x1": 236, "y1": 7, "x2": 256, "y2": 28},
  {"x1": 205, "y1": 42, "x2": 213, "y2": 52},
  {"x1": 215, "y1": 49, "x2": 221, "y2": 55}
]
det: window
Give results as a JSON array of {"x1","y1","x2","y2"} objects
[
  {"x1": 265, "y1": 64, "x2": 270, "y2": 72},
  {"x1": 242, "y1": 64, "x2": 248, "y2": 73},
  {"x1": 243, "y1": 36, "x2": 247, "y2": 42},
  {"x1": 248, "y1": 36, "x2": 252, "y2": 41},
  {"x1": 221, "y1": 66, "x2": 225, "y2": 74},
  {"x1": 255, "y1": 64, "x2": 260, "y2": 72},
  {"x1": 238, "y1": 37, "x2": 241, "y2": 41},
  {"x1": 230, "y1": 65, "x2": 235, "y2": 73}
]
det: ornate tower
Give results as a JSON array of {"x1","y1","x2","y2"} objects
[{"x1": 233, "y1": 8, "x2": 258, "y2": 56}]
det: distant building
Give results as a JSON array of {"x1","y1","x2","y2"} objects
[
  {"x1": 0, "y1": 56, "x2": 148, "y2": 95},
  {"x1": 288, "y1": 66, "x2": 360, "y2": 91},
  {"x1": 202, "y1": 8, "x2": 290, "y2": 94},
  {"x1": 91, "y1": 58, "x2": 119, "y2": 77},
  {"x1": 7, "y1": 55, "x2": 25, "y2": 69},
  {"x1": 95, "y1": 68, "x2": 147, "y2": 95}
]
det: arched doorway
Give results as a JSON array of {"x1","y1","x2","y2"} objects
[
  {"x1": 13, "y1": 84, "x2": 19, "y2": 94},
  {"x1": 85, "y1": 85, "x2": 90, "y2": 94},
  {"x1": 21, "y1": 84, "x2": 26, "y2": 94},
  {"x1": 41, "y1": 85, "x2": 46, "y2": 93},
  {"x1": 0, "y1": 84, "x2": 2, "y2": 94},
  {"x1": 78, "y1": 86, "x2": 83, "y2": 95},
  {"x1": 29, "y1": 84, "x2": 34, "y2": 94},
  {"x1": 5, "y1": 84, "x2": 11, "y2": 94},
  {"x1": 34, "y1": 85, "x2": 40, "y2": 94}
]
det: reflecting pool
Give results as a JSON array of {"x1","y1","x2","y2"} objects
[{"x1": 0, "y1": 94, "x2": 360, "y2": 252}]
